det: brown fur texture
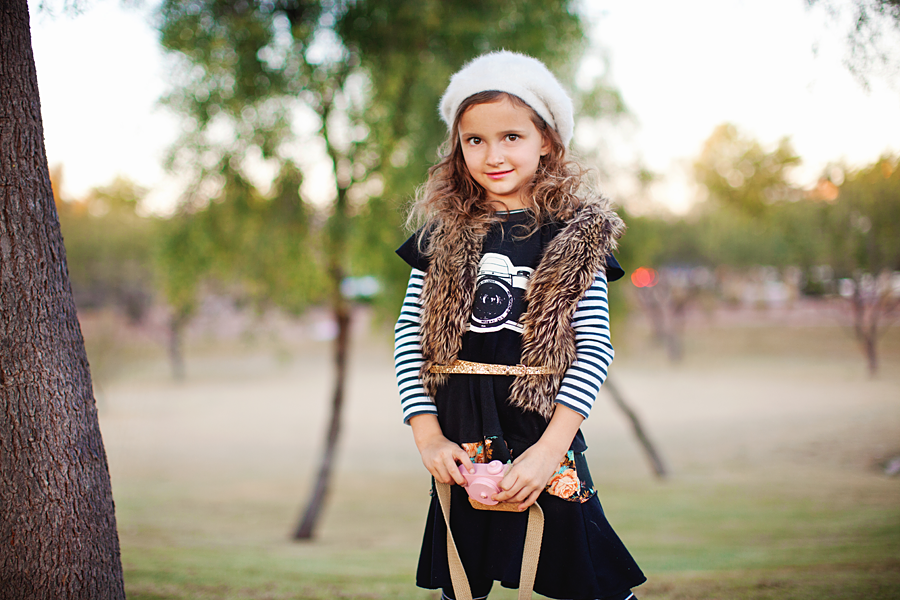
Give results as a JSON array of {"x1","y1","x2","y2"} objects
[
  {"x1": 419, "y1": 217, "x2": 492, "y2": 394},
  {"x1": 508, "y1": 199, "x2": 624, "y2": 419},
  {"x1": 419, "y1": 197, "x2": 625, "y2": 420}
]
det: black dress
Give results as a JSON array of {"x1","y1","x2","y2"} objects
[{"x1": 397, "y1": 212, "x2": 645, "y2": 600}]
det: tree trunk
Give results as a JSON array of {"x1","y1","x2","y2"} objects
[
  {"x1": 863, "y1": 331, "x2": 878, "y2": 377},
  {"x1": 0, "y1": 1, "x2": 126, "y2": 597},
  {"x1": 850, "y1": 276, "x2": 880, "y2": 377},
  {"x1": 168, "y1": 308, "x2": 188, "y2": 381},
  {"x1": 666, "y1": 299, "x2": 686, "y2": 364},
  {"x1": 603, "y1": 377, "x2": 668, "y2": 478},
  {"x1": 293, "y1": 296, "x2": 350, "y2": 540}
]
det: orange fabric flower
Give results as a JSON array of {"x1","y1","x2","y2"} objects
[
  {"x1": 461, "y1": 440, "x2": 493, "y2": 463},
  {"x1": 463, "y1": 442, "x2": 480, "y2": 460},
  {"x1": 548, "y1": 469, "x2": 580, "y2": 499}
]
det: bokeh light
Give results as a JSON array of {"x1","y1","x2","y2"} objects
[{"x1": 631, "y1": 266, "x2": 659, "y2": 288}]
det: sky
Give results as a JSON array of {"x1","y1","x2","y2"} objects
[{"x1": 27, "y1": 0, "x2": 900, "y2": 214}]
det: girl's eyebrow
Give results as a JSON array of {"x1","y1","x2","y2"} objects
[{"x1": 459, "y1": 128, "x2": 528, "y2": 137}]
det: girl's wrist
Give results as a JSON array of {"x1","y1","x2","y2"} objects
[
  {"x1": 533, "y1": 435, "x2": 570, "y2": 463},
  {"x1": 409, "y1": 413, "x2": 447, "y2": 448},
  {"x1": 536, "y1": 404, "x2": 584, "y2": 457}
]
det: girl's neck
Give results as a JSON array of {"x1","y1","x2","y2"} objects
[{"x1": 487, "y1": 197, "x2": 531, "y2": 212}]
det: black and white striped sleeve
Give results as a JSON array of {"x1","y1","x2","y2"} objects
[
  {"x1": 554, "y1": 268, "x2": 615, "y2": 419},
  {"x1": 393, "y1": 268, "x2": 436, "y2": 423}
]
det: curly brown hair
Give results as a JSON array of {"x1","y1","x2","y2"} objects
[{"x1": 409, "y1": 91, "x2": 591, "y2": 255}]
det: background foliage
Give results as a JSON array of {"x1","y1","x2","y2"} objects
[{"x1": 51, "y1": 2, "x2": 900, "y2": 376}]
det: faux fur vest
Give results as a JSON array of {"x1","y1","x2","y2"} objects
[{"x1": 419, "y1": 198, "x2": 625, "y2": 420}]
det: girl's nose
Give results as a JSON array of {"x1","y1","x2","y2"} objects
[{"x1": 486, "y1": 145, "x2": 505, "y2": 166}]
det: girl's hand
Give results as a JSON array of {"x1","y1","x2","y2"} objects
[
  {"x1": 492, "y1": 442, "x2": 562, "y2": 510},
  {"x1": 493, "y1": 404, "x2": 585, "y2": 511},
  {"x1": 408, "y1": 414, "x2": 472, "y2": 485},
  {"x1": 419, "y1": 435, "x2": 473, "y2": 485}
]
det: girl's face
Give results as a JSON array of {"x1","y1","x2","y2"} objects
[{"x1": 457, "y1": 97, "x2": 551, "y2": 211}]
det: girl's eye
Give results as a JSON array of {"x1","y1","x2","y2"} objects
[
  {"x1": 466, "y1": 137, "x2": 482, "y2": 145},
  {"x1": 507, "y1": 134, "x2": 520, "y2": 142}
]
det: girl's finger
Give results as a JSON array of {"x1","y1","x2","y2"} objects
[
  {"x1": 517, "y1": 489, "x2": 542, "y2": 511},
  {"x1": 499, "y1": 469, "x2": 520, "y2": 493},
  {"x1": 446, "y1": 456, "x2": 468, "y2": 486},
  {"x1": 455, "y1": 449, "x2": 476, "y2": 474},
  {"x1": 430, "y1": 465, "x2": 448, "y2": 484},
  {"x1": 496, "y1": 478, "x2": 514, "y2": 496},
  {"x1": 512, "y1": 485, "x2": 533, "y2": 504},
  {"x1": 495, "y1": 473, "x2": 524, "y2": 502},
  {"x1": 430, "y1": 455, "x2": 453, "y2": 484}
]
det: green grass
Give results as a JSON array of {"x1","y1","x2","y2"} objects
[{"x1": 116, "y1": 470, "x2": 900, "y2": 599}]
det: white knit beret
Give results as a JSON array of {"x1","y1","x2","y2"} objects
[{"x1": 439, "y1": 51, "x2": 575, "y2": 147}]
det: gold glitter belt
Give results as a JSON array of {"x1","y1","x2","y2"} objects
[{"x1": 429, "y1": 359, "x2": 557, "y2": 376}]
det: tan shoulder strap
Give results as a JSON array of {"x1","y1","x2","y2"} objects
[
  {"x1": 435, "y1": 482, "x2": 544, "y2": 600},
  {"x1": 435, "y1": 481, "x2": 473, "y2": 600}
]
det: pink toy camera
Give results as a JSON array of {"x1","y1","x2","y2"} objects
[{"x1": 458, "y1": 460, "x2": 509, "y2": 505}]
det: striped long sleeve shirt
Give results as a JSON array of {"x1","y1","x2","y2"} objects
[{"x1": 394, "y1": 267, "x2": 614, "y2": 423}]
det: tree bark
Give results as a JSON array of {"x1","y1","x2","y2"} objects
[{"x1": 0, "y1": 1, "x2": 126, "y2": 597}]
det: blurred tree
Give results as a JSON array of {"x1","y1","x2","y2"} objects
[
  {"x1": 618, "y1": 214, "x2": 719, "y2": 363},
  {"x1": 813, "y1": 156, "x2": 900, "y2": 375},
  {"x1": 620, "y1": 124, "x2": 805, "y2": 362},
  {"x1": 155, "y1": 211, "x2": 211, "y2": 381},
  {"x1": 0, "y1": 1, "x2": 125, "y2": 597},
  {"x1": 53, "y1": 172, "x2": 157, "y2": 322},
  {"x1": 156, "y1": 162, "x2": 319, "y2": 379},
  {"x1": 694, "y1": 123, "x2": 801, "y2": 217},
  {"x1": 806, "y1": 0, "x2": 900, "y2": 88},
  {"x1": 155, "y1": 0, "x2": 625, "y2": 538},
  {"x1": 636, "y1": 123, "x2": 900, "y2": 376},
  {"x1": 52, "y1": 172, "x2": 159, "y2": 390}
]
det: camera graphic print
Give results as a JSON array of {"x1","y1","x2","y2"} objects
[{"x1": 469, "y1": 253, "x2": 534, "y2": 334}]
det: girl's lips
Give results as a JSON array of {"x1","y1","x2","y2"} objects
[{"x1": 486, "y1": 170, "x2": 513, "y2": 180}]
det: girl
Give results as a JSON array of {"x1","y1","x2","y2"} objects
[{"x1": 394, "y1": 51, "x2": 645, "y2": 600}]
